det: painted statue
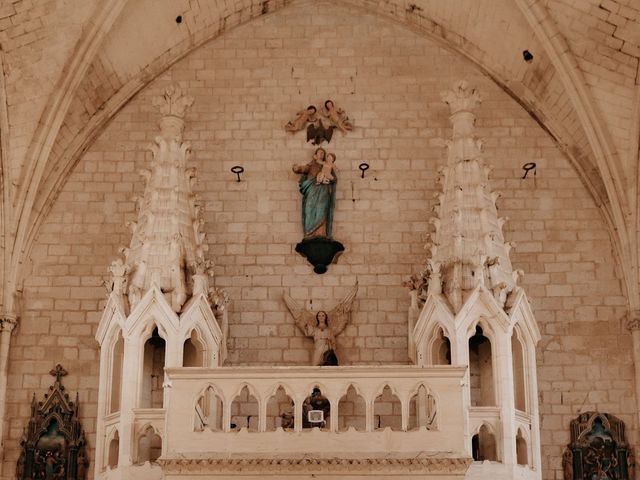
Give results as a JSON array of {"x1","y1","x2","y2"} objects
[
  {"x1": 292, "y1": 148, "x2": 337, "y2": 238},
  {"x1": 285, "y1": 100, "x2": 353, "y2": 145},
  {"x1": 321, "y1": 99, "x2": 353, "y2": 133},
  {"x1": 283, "y1": 283, "x2": 358, "y2": 365},
  {"x1": 285, "y1": 105, "x2": 317, "y2": 133},
  {"x1": 316, "y1": 152, "x2": 337, "y2": 185}
]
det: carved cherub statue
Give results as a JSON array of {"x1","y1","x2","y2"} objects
[
  {"x1": 320, "y1": 99, "x2": 353, "y2": 133},
  {"x1": 285, "y1": 105, "x2": 317, "y2": 133},
  {"x1": 315, "y1": 153, "x2": 337, "y2": 185},
  {"x1": 283, "y1": 283, "x2": 358, "y2": 366}
]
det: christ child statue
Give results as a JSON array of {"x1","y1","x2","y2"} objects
[{"x1": 316, "y1": 153, "x2": 337, "y2": 185}]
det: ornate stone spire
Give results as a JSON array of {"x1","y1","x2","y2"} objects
[
  {"x1": 116, "y1": 84, "x2": 212, "y2": 313},
  {"x1": 427, "y1": 81, "x2": 518, "y2": 312}
]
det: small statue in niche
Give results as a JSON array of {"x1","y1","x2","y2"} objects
[
  {"x1": 302, "y1": 388, "x2": 331, "y2": 428},
  {"x1": 283, "y1": 283, "x2": 358, "y2": 365}
]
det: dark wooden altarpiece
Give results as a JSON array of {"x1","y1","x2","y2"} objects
[
  {"x1": 563, "y1": 411, "x2": 634, "y2": 480},
  {"x1": 16, "y1": 364, "x2": 88, "y2": 479}
]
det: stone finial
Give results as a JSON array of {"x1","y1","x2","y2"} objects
[
  {"x1": 440, "y1": 80, "x2": 482, "y2": 115},
  {"x1": 152, "y1": 84, "x2": 194, "y2": 141},
  {"x1": 153, "y1": 84, "x2": 194, "y2": 118}
]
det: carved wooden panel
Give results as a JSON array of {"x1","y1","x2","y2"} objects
[
  {"x1": 563, "y1": 411, "x2": 634, "y2": 480},
  {"x1": 16, "y1": 364, "x2": 88, "y2": 479}
]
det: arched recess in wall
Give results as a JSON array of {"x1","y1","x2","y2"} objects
[
  {"x1": 107, "y1": 430, "x2": 119, "y2": 469},
  {"x1": 516, "y1": 427, "x2": 529, "y2": 466},
  {"x1": 472, "y1": 423, "x2": 499, "y2": 462},
  {"x1": 183, "y1": 329, "x2": 205, "y2": 367},
  {"x1": 428, "y1": 326, "x2": 451, "y2": 366},
  {"x1": 136, "y1": 425, "x2": 162, "y2": 464},
  {"x1": 468, "y1": 325, "x2": 495, "y2": 407},
  {"x1": 14, "y1": 0, "x2": 618, "y2": 308},
  {"x1": 141, "y1": 326, "x2": 166, "y2": 409},
  {"x1": 109, "y1": 331, "x2": 124, "y2": 414},
  {"x1": 194, "y1": 385, "x2": 224, "y2": 432},
  {"x1": 511, "y1": 327, "x2": 527, "y2": 412}
]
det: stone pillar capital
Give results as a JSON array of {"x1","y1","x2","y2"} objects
[
  {"x1": 625, "y1": 310, "x2": 640, "y2": 331},
  {"x1": 0, "y1": 314, "x2": 17, "y2": 333}
]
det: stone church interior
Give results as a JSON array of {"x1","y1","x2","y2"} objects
[{"x1": 0, "y1": 0, "x2": 639, "y2": 479}]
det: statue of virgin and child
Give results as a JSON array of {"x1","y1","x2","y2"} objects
[
  {"x1": 292, "y1": 148, "x2": 344, "y2": 273},
  {"x1": 292, "y1": 147, "x2": 337, "y2": 238}
]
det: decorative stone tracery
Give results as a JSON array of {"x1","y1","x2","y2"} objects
[
  {"x1": 409, "y1": 81, "x2": 542, "y2": 479},
  {"x1": 94, "y1": 84, "x2": 226, "y2": 480}
]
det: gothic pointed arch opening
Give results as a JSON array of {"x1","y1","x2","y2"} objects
[
  {"x1": 516, "y1": 428, "x2": 529, "y2": 466},
  {"x1": 302, "y1": 386, "x2": 331, "y2": 431},
  {"x1": 472, "y1": 423, "x2": 499, "y2": 462},
  {"x1": 136, "y1": 425, "x2": 162, "y2": 464},
  {"x1": 183, "y1": 329, "x2": 205, "y2": 367},
  {"x1": 109, "y1": 331, "x2": 124, "y2": 414},
  {"x1": 230, "y1": 386, "x2": 259, "y2": 432},
  {"x1": 107, "y1": 430, "x2": 119, "y2": 469},
  {"x1": 469, "y1": 325, "x2": 495, "y2": 407},
  {"x1": 194, "y1": 386, "x2": 223, "y2": 432},
  {"x1": 141, "y1": 326, "x2": 166, "y2": 409},
  {"x1": 408, "y1": 384, "x2": 437, "y2": 430},
  {"x1": 338, "y1": 385, "x2": 366, "y2": 432},
  {"x1": 511, "y1": 327, "x2": 527, "y2": 412},
  {"x1": 266, "y1": 386, "x2": 295, "y2": 431},
  {"x1": 374, "y1": 385, "x2": 402, "y2": 431},
  {"x1": 430, "y1": 326, "x2": 451, "y2": 365}
]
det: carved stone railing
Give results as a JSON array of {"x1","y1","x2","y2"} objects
[{"x1": 162, "y1": 365, "x2": 468, "y2": 462}]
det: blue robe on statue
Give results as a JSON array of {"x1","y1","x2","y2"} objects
[{"x1": 299, "y1": 172, "x2": 336, "y2": 238}]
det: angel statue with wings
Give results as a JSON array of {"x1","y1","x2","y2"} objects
[{"x1": 283, "y1": 283, "x2": 358, "y2": 366}]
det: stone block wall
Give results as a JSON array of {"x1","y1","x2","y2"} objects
[{"x1": 2, "y1": 2, "x2": 634, "y2": 479}]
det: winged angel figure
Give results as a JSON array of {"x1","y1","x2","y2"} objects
[{"x1": 283, "y1": 283, "x2": 358, "y2": 366}]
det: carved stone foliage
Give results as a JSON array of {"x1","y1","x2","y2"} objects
[
  {"x1": 17, "y1": 364, "x2": 89, "y2": 480},
  {"x1": 563, "y1": 411, "x2": 634, "y2": 480}
]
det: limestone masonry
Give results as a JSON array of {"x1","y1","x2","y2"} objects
[{"x1": 0, "y1": 1, "x2": 639, "y2": 480}]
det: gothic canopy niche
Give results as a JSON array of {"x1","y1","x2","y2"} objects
[
  {"x1": 16, "y1": 364, "x2": 89, "y2": 480},
  {"x1": 563, "y1": 412, "x2": 634, "y2": 480}
]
